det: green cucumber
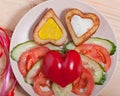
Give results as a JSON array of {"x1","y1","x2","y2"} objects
[
  {"x1": 11, "y1": 40, "x2": 63, "y2": 61},
  {"x1": 64, "y1": 41, "x2": 76, "y2": 51},
  {"x1": 52, "y1": 83, "x2": 72, "y2": 96},
  {"x1": 81, "y1": 54, "x2": 106, "y2": 85},
  {"x1": 65, "y1": 37, "x2": 116, "y2": 55},
  {"x1": 85, "y1": 37, "x2": 116, "y2": 55},
  {"x1": 25, "y1": 59, "x2": 43, "y2": 85},
  {"x1": 44, "y1": 43, "x2": 63, "y2": 51},
  {"x1": 11, "y1": 40, "x2": 38, "y2": 61}
]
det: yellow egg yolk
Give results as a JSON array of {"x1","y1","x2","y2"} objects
[{"x1": 38, "y1": 18, "x2": 63, "y2": 40}]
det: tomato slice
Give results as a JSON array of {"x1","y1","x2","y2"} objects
[
  {"x1": 72, "y1": 67, "x2": 94, "y2": 96},
  {"x1": 75, "y1": 44, "x2": 111, "y2": 71},
  {"x1": 18, "y1": 46, "x2": 49, "y2": 77},
  {"x1": 33, "y1": 72, "x2": 53, "y2": 96}
]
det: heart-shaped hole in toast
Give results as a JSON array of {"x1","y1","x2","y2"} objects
[
  {"x1": 33, "y1": 8, "x2": 67, "y2": 46},
  {"x1": 65, "y1": 8, "x2": 100, "y2": 45}
]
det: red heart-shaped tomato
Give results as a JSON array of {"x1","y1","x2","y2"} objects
[{"x1": 42, "y1": 50, "x2": 82, "y2": 87}]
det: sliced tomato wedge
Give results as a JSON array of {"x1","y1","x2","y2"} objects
[
  {"x1": 72, "y1": 67, "x2": 94, "y2": 96},
  {"x1": 75, "y1": 44, "x2": 111, "y2": 71},
  {"x1": 18, "y1": 46, "x2": 49, "y2": 77},
  {"x1": 33, "y1": 72, "x2": 53, "y2": 96}
]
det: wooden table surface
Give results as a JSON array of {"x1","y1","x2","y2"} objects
[
  {"x1": 0, "y1": 0, "x2": 120, "y2": 96},
  {"x1": 84, "y1": 1, "x2": 120, "y2": 96}
]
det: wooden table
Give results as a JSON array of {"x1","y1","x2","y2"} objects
[
  {"x1": 0, "y1": 0, "x2": 120, "y2": 96},
  {"x1": 84, "y1": 1, "x2": 120, "y2": 96}
]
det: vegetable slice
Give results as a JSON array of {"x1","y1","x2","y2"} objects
[
  {"x1": 25, "y1": 59, "x2": 43, "y2": 85},
  {"x1": 18, "y1": 46, "x2": 49, "y2": 77},
  {"x1": 65, "y1": 41, "x2": 76, "y2": 51},
  {"x1": 80, "y1": 54, "x2": 106, "y2": 85},
  {"x1": 72, "y1": 67, "x2": 94, "y2": 96},
  {"x1": 52, "y1": 83, "x2": 72, "y2": 96},
  {"x1": 33, "y1": 72, "x2": 53, "y2": 96},
  {"x1": 85, "y1": 37, "x2": 116, "y2": 55},
  {"x1": 75, "y1": 44, "x2": 111, "y2": 71},
  {"x1": 11, "y1": 40, "x2": 63, "y2": 61},
  {"x1": 11, "y1": 40, "x2": 38, "y2": 61}
]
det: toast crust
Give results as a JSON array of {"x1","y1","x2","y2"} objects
[
  {"x1": 33, "y1": 8, "x2": 67, "y2": 46},
  {"x1": 65, "y1": 8, "x2": 100, "y2": 45}
]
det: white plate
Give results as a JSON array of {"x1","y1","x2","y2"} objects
[{"x1": 10, "y1": 0, "x2": 117, "y2": 96}]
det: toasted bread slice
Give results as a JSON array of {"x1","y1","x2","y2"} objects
[
  {"x1": 33, "y1": 8, "x2": 67, "y2": 46},
  {"x1": 65, "y1": 8, "x2": 100, "y2": 45}
]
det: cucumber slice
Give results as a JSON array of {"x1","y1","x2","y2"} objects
[
  {"x1": 25, "y1": 59, "x2": 43, "y2": 85},
  {"x1": 11, "y1": 40, "x2": 38, "y2": 61},
  {"x1": 65, "y1": 41, "x2": 76, "y2": 50},
  {"x1": 80, "y1": 54, "x2": 106, "y2": 85},
  {"x1": 44, "y1": 43, "x2": 63, "y2": 51},
  {"x1": 85, "y1": 37, "x2": 116, "y2": 55},
  {"x1": 11, "y1": 40, "x2": 63, "y2": 61},
  {"x1": 52, "y1": 83, "x2": 72, "y2": 96}
]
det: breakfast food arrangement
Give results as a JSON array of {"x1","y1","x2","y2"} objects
[{"x1": 10, "y1": 7, "x2": 116, "y2": 96}]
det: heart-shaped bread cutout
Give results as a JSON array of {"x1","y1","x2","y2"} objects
[
  {"x1": 65, "y1": 8, "x2": 100, "y2": 45},
  {"x1": 33, "y1": 8, "x2": 67, "y2": 46},
  {"x1": 42, "y1": 50, "x2": 82, "y2": 87}
]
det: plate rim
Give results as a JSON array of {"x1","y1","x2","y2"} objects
[{"x1": 10, "y1": 0, "x2": 117, "y2": 96}]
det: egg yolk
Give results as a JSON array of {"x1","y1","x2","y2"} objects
[{"x1": 38, "y1": 18, "x2": 63, "y2": 40}]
